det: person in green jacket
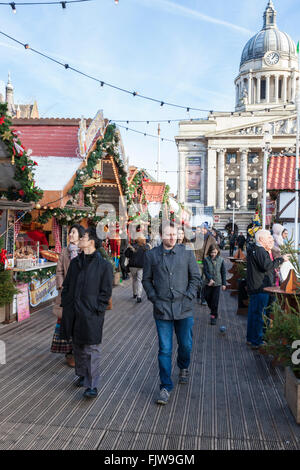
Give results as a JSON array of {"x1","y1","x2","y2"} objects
[{"x1": 203, "y1": 245, "x2": 227, "y2": 325}]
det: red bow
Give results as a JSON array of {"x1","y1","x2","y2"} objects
[
  {"x1": 0, "y1": 116, "x2": 5, "y2": 126},
  {"x1": 0, "y1": 248, "x2": 7, "y2": 265}
]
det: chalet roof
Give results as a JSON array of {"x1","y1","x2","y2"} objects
[
  {"x1": 143, "y1": 181, "x2": 166, "y2": 203},
  {"x1": 32, "y1": 157, "x2": 82, "y2": 191},
  {"x1": 267, "y1": 155, "x2": 298, "y2": 191}
]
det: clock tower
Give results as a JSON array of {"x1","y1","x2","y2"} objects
[{"x1": 235, "y1": 0, "x2": 299, "y2": 112}]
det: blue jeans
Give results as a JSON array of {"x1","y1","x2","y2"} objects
[
  {"x1": 246, "y1": 293, "x2": 269, "y2": 346},
  {"x1": 155, "y1": 317, "x2": 194, "y2": 392}
]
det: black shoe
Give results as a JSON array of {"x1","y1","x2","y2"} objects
[
  {"x1": 75, "y1": 376, "x2": 84, "y2": 387},
  {"x1": 83, "y1": 387, "x2": 98, "y2": 398},
  {"x1": 210, "y1": 316, "x2": 217, "y2": 325},
  {"x1": 136, "y1": 297, "x2": 142, "y2": 303},
  {"x1": 133, "y1": 294, "x2": 137, "y2": 299}
]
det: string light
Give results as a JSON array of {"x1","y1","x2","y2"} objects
[
  {"x1": 0, "y1": 29, "x2": 294, "y2": 116},
  {"x1": 115, "y1": 123, "x2": 175, "y2": 143},
  {"x1": 1, "y1": 0, "x2": 92, "y2": 12}
]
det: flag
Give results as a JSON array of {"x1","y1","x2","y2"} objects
[{"x1": 297, "y1": 41, "x2": 300, "y2": 54}]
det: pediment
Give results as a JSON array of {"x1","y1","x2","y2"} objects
[{"x1": 207, "y1": 114, "x2": 297, "y2": 138}]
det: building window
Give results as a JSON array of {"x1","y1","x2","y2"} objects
[
  {"x1": 248, "y1": 152, "x2": 259, "y2": 164},
  {"x1": 227, "y1": 178, "x2": 236, "y2": 190},
  {"x1": 226, "y1": 152, "x2": 237, "y2": 164},
  {"x1": 249, "y1": 178, "x2": 258, "y2": 190},
  {"x1": 248, "y1": 196, "x2": 258, "y2": 210},
  {"x1": 261, "y1": 79, "x2": 266, "y2": 100}
]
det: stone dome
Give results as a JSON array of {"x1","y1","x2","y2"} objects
[{"x1": 240, "y1": 1, "x2": 297, "y2": 67}]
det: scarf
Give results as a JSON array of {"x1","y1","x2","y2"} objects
[{"x1": 68, "y1": 243, "x2": 80, "y2": 260}]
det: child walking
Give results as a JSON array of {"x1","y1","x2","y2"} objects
[{"x1": 203, "y1": 245, "x2": 227, "y2": 325}]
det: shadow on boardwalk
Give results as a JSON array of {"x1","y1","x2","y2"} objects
[{"x1": 0, "y1": 274, "x2": 299, "y2": 450}]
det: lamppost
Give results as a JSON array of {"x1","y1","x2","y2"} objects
[
  {"x1": 262, "y1": 123, "x2": 273, "y2": 230},
  {"x1": 227, "y1": 200, "x2": 240, "y2": 232}
]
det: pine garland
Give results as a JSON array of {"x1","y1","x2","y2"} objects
[
  {"x1": 15, "y1": 266, "x2": 57, "y2": 284},
  {"x1": 0, "y1": 236, "x2": 19, "y2": 306},
  {"x1": 0, "y1": 103, "x2": 43, "y2": 203}
]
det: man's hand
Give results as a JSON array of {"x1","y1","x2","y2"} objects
[
  {"x1": 208, "y1": 279, "x2": 215, "y2": 286},
  {"x1": 282, "y1": 254, "x2": 290, "y2": 262},
  {"x1": 222, "y1": 285, "x2": 226, "y2": 291}
]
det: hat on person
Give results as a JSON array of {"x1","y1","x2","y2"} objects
[{"x1": 200, "y1": 222, "x2": 210, "y2": 230}]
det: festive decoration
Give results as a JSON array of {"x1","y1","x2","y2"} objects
[
  {"x1": 0, "y1": 237, "x2": 19, "y2": 306},
  {"x1": 248, "y1": 210, "x2": 262, "y2": 237},
  {"x1": 0, "y1": 103, "x2": 43, "y2": 203}
]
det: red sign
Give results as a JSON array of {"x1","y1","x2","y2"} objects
[{"x1": 214, "y1": 215, "x2": 220, "y2": 223}]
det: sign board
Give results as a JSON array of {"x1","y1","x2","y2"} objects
[
  {"x1": 16, "y1": 283, "x2": 30, "y2": 322},
  {"x1": 214, "y1": 215, "x2": 220, "y2": 223},
  {"x1": 29, "y1": 275, "x2": 58, "y2": 307}
]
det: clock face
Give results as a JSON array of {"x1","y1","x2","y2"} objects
[{"x1": 265, "y1": 52, "x2": 280, "y2": 65}]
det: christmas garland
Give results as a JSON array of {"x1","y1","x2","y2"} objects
[{"x1": 0, "y1": 103, "x2": 43, "y2": 203}]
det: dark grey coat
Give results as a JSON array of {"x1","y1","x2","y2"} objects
[
  {"x1": 142, "y1": 243, "x2": 201, "y2": 320},
  {"x1": 60, "y1": 251, "x2": 113, "y2": 345}
]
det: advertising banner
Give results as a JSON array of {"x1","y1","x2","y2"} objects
[{"x1": 185, "y1": 155, "x2": 203, "y2": 204}]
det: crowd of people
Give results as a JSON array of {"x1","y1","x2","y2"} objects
[{"x1": 49, "y1": 220, "x2": 292, "y2": 405}]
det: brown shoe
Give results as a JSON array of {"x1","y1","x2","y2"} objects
[{"x1": 66, "y1": 354, "x2": 75, "y2": 367}]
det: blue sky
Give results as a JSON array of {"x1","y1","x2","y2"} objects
[{"x1": 0, "y1": 0, "x2": 299, "y2": 194}]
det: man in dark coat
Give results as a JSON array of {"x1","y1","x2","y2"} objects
[
  {"x1": 229, "y1": 230, "x2": 237, "y2": 256},
  {"x1": 60, "y1": 226, "x2": 113, "y2": 398},
  {"x1": 246, "y1": 229, "x2": 287, "y2": 349},
  {"x1": 237, "y1": 232, "x2": 246, "y2": 251},
  {"x1": 142, "y1": 222, "x2": 201, "y2": 405}
]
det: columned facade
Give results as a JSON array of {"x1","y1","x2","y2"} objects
[
  {"x1": 239, "y1": 148, "x2": 249, "y2": 210},
  {"x1": 176, "y1": 1, "x2": 300, "y2": 233},
  {"x1": 217, "y1": 149, "x2": 225, "y2": 210}
]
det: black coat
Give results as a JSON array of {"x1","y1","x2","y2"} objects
[
  {"x1": 246, "y1": 244, "x2": 283, "y2": 295},
  {"x1": 237, "y1": 235, "x2": 246, "y2": 249},
  {"x1": 125, "y1": 242, "x2": 150, "y2": 268},
  {"x1": 60, "y1": 250, "x2": 113, "y2": 345}
]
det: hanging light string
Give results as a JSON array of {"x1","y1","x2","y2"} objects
[
  {"x1": 0, "y1": 30, "x2": 295, "y2": 116},
  {"x1": 113, "y1": 122, "x2": 175, "y2": 143},
  {"x1": 1, "y1": 0, "x2": 92, "y2": 12},
  {"x1": 0, "y1": 29, "x2": 239, "y2": 114}
]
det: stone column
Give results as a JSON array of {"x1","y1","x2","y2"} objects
[
  {"x1": 248, "y1": 73, "x2": 252, "y2": 105},
  {"x1": 275, "y1": 74, "x2": 279, "y2": 103},
  {"x1": 292, "y1": 72, "x2": 296, "y2": 102},
  {"x1": 239, "y1": 148, "x2": 249, "y2": 210},
  {"x1": 177, "y1": 145, "x2": 186, "y2": 204},
  {"x1": 207, "y1": 147, "x2": 217, "y2": 207},
  {"x1": 266, "y1": 74, "x2": 270, "y2": 103},
  {"x1": 257, "y1": 75, "x2": 261, "y2": 104},
  {"x1": 217, "y1": 149, "x2": 225, "y2": 210},
  {"x1": 283, "y1": 74, "x2": 287, "y2": 102}
]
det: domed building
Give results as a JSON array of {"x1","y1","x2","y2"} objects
[{"x1": 176, "y1": 0, "x2": 299, "y2": 233}]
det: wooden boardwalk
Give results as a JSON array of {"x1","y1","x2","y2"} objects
[{"x1": 0, "y1": 273, "x2": 299, "y2": 450}]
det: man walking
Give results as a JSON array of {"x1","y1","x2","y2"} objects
[
  {"x1": 142, "y1": 222, "x2": 201, "y2": 405},
  {"x1": 60, "y1": 226, "x2": 113, "y2": 398},
  {"x1": 229, "y1": 230, "x2": 237, "y2": 257},
  {"x1": 246, "y1": 229, "x2": 287, "y2": 349}
]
